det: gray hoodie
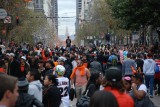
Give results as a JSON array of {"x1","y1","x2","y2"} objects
[
  {"x1": 28, "y1": 80, "x2": 42, "y2": 102},
  {"x1": 143, "y1": 59, "x2": 156, "y2": 75}
]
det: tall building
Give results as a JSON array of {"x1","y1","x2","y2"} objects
[
  {"x1": 51, "y1": 0, "x2": 58, "y2": 35},
  {"x1": 33, "y1": 0, "x2": 43, "y2": 12},
  {"x1": 75, "y1": 0, "x2": 82, "y2": 35}
]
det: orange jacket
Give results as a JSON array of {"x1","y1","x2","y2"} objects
[{"x1": 104, "y1": 86, "x2": 134, "y2": 107}]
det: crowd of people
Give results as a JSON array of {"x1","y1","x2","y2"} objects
[{"x1": 0, "y1": 39, "x2": 160, "y2": 107}]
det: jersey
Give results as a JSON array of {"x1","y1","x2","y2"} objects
[{"x1": 57, "y1": 77, "x2": 70, "y2": 107}]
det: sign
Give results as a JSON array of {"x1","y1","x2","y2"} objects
[
  {"x1": 0, "y1": 8, "x2": 7, "y2": 19},
  {"x1": 4, "y1": 16, "x2": 11, "y2": 23}
]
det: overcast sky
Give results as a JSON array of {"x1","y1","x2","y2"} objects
[{"x1": 58, "y1": 0, "x2": 76, "y2": 36}]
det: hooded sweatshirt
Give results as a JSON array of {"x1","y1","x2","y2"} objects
[
  {"x1": 143, "y1": 59, "x2": 156, "y2": 75},
  {"x1": 28, "y1": 80, "x2": 42, "y2": 102},
  {"x1": 16, "y1": 93, "x2": 43, "y2": 107}
]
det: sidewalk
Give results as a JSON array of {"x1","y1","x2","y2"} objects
[
  {"x1": 71, "y1": 96, "x2": 160, "y2": 107},
  {"x1": 151, "y1": 96, "x2": 160, "y2": 107}
]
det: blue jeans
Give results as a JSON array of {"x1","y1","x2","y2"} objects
[{"x1": 145, "y1": 75, "x2": 154, "y2": 96}]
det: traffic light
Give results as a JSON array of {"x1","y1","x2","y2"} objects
[{"x1": 16, "y1": 16, "x2": 19, "y2": 25}]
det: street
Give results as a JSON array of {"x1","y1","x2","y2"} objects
[{"x1": 70, "y1": 96, "x2": 160, "y2": 107}]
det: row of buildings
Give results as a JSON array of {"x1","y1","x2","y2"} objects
[
  {"x1": 75, "y1": 0, "x2": 94, "y2": 33},
  {"x1": 26, "y1": 0, "x2": 58, "y2": 36}
]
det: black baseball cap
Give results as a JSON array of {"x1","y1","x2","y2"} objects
[{"x1": 105, "y1": 67, "x2": 122, "y2": 82}]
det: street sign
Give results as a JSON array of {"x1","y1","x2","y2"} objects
[
  {"x1": 0, "y1": 8, "x2": 7, "y2": 19},
  {"x1": 4, "y1": 16, "x2": 11, "y2": 23}
]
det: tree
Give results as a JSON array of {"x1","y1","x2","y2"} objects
[{"x1": 104, "y1": 0, "x2": 160, "y2": 45}]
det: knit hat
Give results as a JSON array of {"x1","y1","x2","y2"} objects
[
  {"x1": 105, "y1": 67, "x2": 122, "y2": 82},
  {"x1": 18, "y1": 78, "x2": 29, "y2": 87}
]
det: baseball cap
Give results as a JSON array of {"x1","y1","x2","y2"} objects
[
  {"x1": 21, "y1": 56, "x2": 26, "y2": 60},
  {"x1": 105, "y1": 67, "x2": 122, "y2": 82},
  {"x1": 58, "y1": 57, "x2": 66, "y2": 62},
  {"x1": 10, "y1": 53, "x2": 15, "y2": 57}
]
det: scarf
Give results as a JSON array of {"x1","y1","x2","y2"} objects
[{"x1": 70, "y1": 65, "x2": 85, "y2": 79}]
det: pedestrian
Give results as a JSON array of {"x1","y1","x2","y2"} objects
[
  {"x1": 56, "y1": 65, "x2": 70, "y2": 107},
  {"x1": 70, "y1": 59, "x2": 90, "y2": 101},
  {"x1": 123, "y1": 76, "x2": 132, "y2": 94},
  {"x1": 89, "y1": 56, "x2": 102, "y2": 73},
  {"x1": 16, "y1": 78, "x2": 43, "y2": 107},
  {"x1": 89, "y1": 91, "x2": 119, "y2": 107},
  {"x1": 26, "y1": 69, "x2": 42, "y2": 102},
  {"x1": 85, "y1": 72, "x2": 102, "y2": 97},
  {"x1": 131, "y1": 73, "x2": 147, "y2": 107},
  {"x1": 104, "y1": 67, "x2": 134, "y2": 107},
  {"x1": 66, "y1": 36, "x2": 71, "y2": 52},
  {"x1": 8, "y1": 53, "x2": 20, "y2": 77},
  {"x1": 0, "y1": 75, "x2": 19, "y2": 107},
  {"x1": 143, "y1": 53, "x2": 156, "y2": 98},
  {"x1": 43, "y1": 74, "x2": 61, "y2": 107},
  {"x1": 122, "y1": 52, "x2": 137, "y2": 76}
]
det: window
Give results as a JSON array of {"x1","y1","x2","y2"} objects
[{"x1": 36, "y1": 0, "x2": 39, "y2": 3}]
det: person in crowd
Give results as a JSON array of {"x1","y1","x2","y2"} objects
[
  {"x1": 42, "y1": 60, "x2": 54, "y2": 78},
  {"x1": 71, "y1": 55, "x2": 77, "y2": 70},
  {"x1": 85, "y1": 72, "x2": 102, "y2": 97},
  {"x1": 143, "y1": 53, "x2": 156, "y2": 98},
  {"x1": 135, "y1": 53, "x2": 144, "y2": 73},
  {"x1": 89, "y1": 56, "x2": 102, "y2": 73},
  {"x1": 123, "y1": 47, "x2": 128, "y2": 60},
  {"x1": 118, "y1": 46, "x2": 124, "y2": 64},
  {"x1": 123, "y1": 76, "x2": 132, "y2": 94},
  {"x1": 43, "y1": 74, "x2": 61, "y2": 107},
  {"x1": 66, "y1": 36, "x2": 71, "y2": 52},
  {"x1": 8, "y1": 53, "x2": 20, "y2": 77},
  {"x1": 19, "y1": 56, "x2": 30, "y2": 78},
  {"x1": 122, "y1": 52, "x2": 137, "y2": 76},
  {"x1": 104, "y1": 67, "x2": 134, "y2": 107},
  {"x1": 0, "y1": 59, "x2": 6, "y2": 73},
  {"x1": 131, "y1": 73, "x2": 147, "y2": 106},
  {"x1": 37, "y1": 60, "x2": 45, "y2": 74},
  {"x1": 0, "y1": 75, "x2": 19, "y2": 107},
  {"x1": 56, "y1": 65, "x2": 70, "y2": 107},
  {"x1": 26, "y1": 69, "x2": 42, "y2": 102},
  {"x1": 16, "y1": 78, "x2": 43, "y2": 107},
  {"x1": 108, "y1": 51, "x2": 118, "y2": 68},
  {"x1": 70, "y1": 59, "x2": 90, "y2": 101},
  {"x1": 89, "y1": 91, "x2": 119, "y2": 107},
  {"x1": 154, "y1": 58, "x2": 160, "y2": 96},
  {"x1": 28, "y1": 56, "x2": 38, "y2": 69},
  {"x1": 58, "y1": 57, "x2": 72, "y2": 79}
]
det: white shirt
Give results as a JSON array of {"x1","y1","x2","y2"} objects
[
  {"x1": 57, "y1": 77, "x2": 70, "y2": 107},
  {"x1": 138, "y1": 84, "x2": 147, "y2": 93}
]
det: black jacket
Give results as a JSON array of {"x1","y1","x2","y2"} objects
[
  {"x1": 16, "y1": 93, "x2": 43, "y2": 107},
  {"x1": 8, "y1": 59, "x2": 20, "y2": 77},
  {"x1": 43, "y1": 85, "x2": 61, "y2": 107}
]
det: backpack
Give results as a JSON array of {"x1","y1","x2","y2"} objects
[
  {"x1": 111, "y1": 55, "x2": 118, "y2": 66},
  {"x1": 155, "y1": 63, "x2": 160, "y2": 73}
]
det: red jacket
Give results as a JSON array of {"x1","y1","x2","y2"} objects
[{"x1": 104, "y1": 86, "x2": 134, "y2": 107}]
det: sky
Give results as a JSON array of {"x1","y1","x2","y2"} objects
[
  {"x1": 44, "y1": 0, "x2": 76, "y2": 37},
  {"x1": 58, "y1": 0, "x2": 76, "y2": 36}
]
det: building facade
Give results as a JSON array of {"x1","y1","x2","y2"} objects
[
  {"x1": 51, "y1": 0, "x2": 58, "y2": 35},
  {"x1": 75, "y1": 0, "x2": 82, "y2": 35}
]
